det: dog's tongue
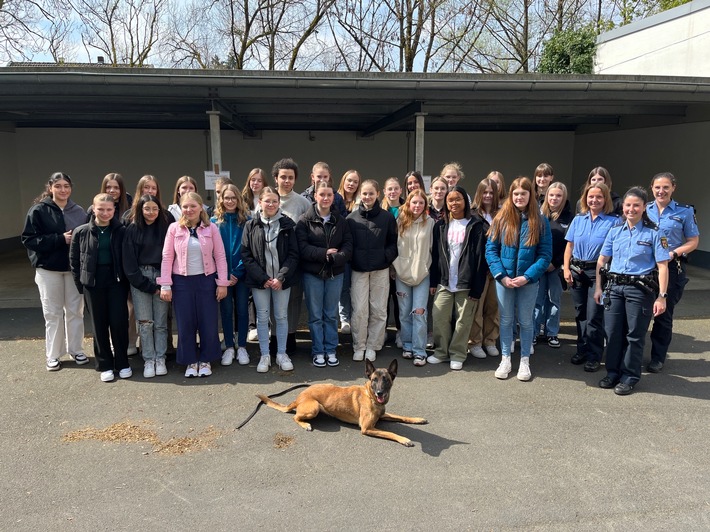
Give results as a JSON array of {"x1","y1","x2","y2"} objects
[{"x1": 376, "y1": 396, "x2": 386, "y2": 404}]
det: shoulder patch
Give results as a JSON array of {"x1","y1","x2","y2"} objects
[
  {"x1": 660, "y1": 236, "x2": 669, "y2": 249},
  {"x1": 643, "y1": 219, "x2": 659, "y2": 230}
]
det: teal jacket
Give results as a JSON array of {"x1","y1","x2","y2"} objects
[{"x1": 211, "y1": 212, "x2": 248, "y2": 279}]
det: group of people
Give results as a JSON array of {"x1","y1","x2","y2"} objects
[{"x1": 21, "y1": 160, "x2": 699, "y2": 395}]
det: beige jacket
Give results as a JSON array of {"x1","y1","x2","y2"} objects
[{"x1": 393, "y1": 215, "x2": 435, "y2": 286}]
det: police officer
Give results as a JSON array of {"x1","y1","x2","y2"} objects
[
  {"x1": 594, "y1": 187, "x2": 669, "y2": 396},
  {"x1": 563, "y1": 182, "x2": 619, "y2": 372},
  {"x1": 645, "y1": 172, "x2": 700, "y2": 373}
]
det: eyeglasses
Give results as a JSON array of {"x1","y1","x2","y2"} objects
[
  {"x1": 222, "y1": 196, "x2": 238, "y2": 202},
  {"x1": 262, "y1": 199, "x2": 279, "y2": 205}
]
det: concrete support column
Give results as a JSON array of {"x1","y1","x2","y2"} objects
[
  {"x1": 414, "y1": 113, "x2": 426, "y2": 173},
  {"x1": 207, "y1": 110, "x2": 222, "y2": 173}
]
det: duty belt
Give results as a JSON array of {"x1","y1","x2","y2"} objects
[{"x1": 571, "y1": 259, "x2": 597, "y2": 270}]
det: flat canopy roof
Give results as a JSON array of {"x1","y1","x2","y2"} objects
[{"x1": 2, "y1": 68, "x2": 710, "y2": 134}]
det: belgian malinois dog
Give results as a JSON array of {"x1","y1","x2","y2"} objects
[{"x1": 257, "y1": 359, "x2": 427, "y2": 447}]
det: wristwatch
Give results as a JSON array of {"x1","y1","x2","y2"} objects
[{"x1": 658, "y1": 292, "x2": 668, "y2": 298}]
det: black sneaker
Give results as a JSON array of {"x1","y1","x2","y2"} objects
[{"x1": 547, "y1": 336, "x2": 561, "y2": 348}]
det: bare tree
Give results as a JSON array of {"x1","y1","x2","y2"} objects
[{"x1": 69, "y1": 0, "x2": 166, "y2": 65}]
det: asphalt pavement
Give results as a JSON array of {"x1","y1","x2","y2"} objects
[{"x1": 1, "y1": 248, "x2": 709, "y2": 531}]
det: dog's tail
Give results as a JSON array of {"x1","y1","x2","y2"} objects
[{"x1": 257, "y1": 394, "x2": 295, "y2": 412}]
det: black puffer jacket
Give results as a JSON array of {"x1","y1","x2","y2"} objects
[
  {"x1": 70, "y1": 217, "x2": 126, "y2": 293},
  {"x1": 346, "y1": 202, "x2": 398, "y2": 272},
  {"x1": 22, "y1": 198, "x2": 85, "y2": 271},
  {"x1": 122, "y1": 221, "x2": 169, "y2": 293},
  {"x1": 241, "y1": 213, "x2": 299, "y2": 289},
  {"x1": 548, "y1": 203, "x2": 574, "y2": 269},
  {"x1": 296, "y1": 205, "x2": 353, "y2": 278},
  {"x1": 430, "y1": 214, "x2": 488, "y2": 300}
]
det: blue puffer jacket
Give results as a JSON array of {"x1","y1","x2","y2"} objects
[
  {"x1": 485, "y1": 212, "x2": 552, "y2": 283},
  {"x1": 211, "y1": 212, "x2": 249, "y2": 279}
]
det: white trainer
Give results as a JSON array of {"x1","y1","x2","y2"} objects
[
  {"x1": 155, "y1": 358, "x2": 168, "y2": 376},
  {"x1": 221, "y1": 347, "x2": 235, "y2": 366},
  {"x1": 353, "y1": 350, "x2": 365, "y2": 361},
  {"x1": 340, "y1": 321, "x2": 351, "y2": 334},
  {"x1": 119, "y1": 367, "x2": 132, "y2": 379},
  {"x1": 276, "y1": 353, "x2": 293, "y2": 371},
  {"x1": 236, "y1": 347, "x2": 250, "y2": 365},
  {"x1": 256, "y1": 355, "x2": 271, "y2": 373},
  {"x1": 450, "y1": 360, "x2": 463, "y2": 370},
  {"x1": 198, "y1": 362, "x2": 212, "y2": 377},
  {"x1": 365, "y1": 349, "x2": 376, "y2": 362},
  {"x1": 495, "y1": 356, "x2": 512, "y2": 379},
  {"x1": 185, "y1": 363, "x2": 198, "y2": 378},
  {"x1": 247, "y1": 329, "x2": 259, "y2": 342},
  {"x1": 100, "y1": 370, "x2": 114, "y2": 382},
  {"x1": 517, "y1": 357, "x2": 532, "y2": 381},
  {"x1": 469, "y1": 345, "x2": 487, "y2": 359},
  {"x1": 143, "y1": 360, "x2": 156, "y2": 379},
  {"x1": 484, "y1": 345, "x2": 500, "y2": 357},
  {"x1": 426, "y1": 355, "x2": 447, "y2": 364}
]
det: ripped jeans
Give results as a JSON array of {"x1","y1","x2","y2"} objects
[
  {"x1": 395, "y1": 276, "x2": 430, "y2": 357},
  {"x1": 130, "y1": 265, "x2": 169, "y2": 362}
]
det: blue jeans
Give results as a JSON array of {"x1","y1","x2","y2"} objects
[
  {"x1": 534, "y1": 268, "x2": 562, "y2": 337},
  {"x1": 220, "y1": 279, "x2": 249, "y2": 348},
  {"x1": 338, "y1": 264, "x2": 352, "y2": 324},
  {"x1": 252, "y1": 286, "x2": 290, "y2": 356},
  {"x1": 303, "y1": 272, "x2": 344, "y2": 356},
  {"x1": 395, "y1": 277, "x2": 430, "y2": 357},
  {"x1": 495, "y1": 280, "x2": 539, "y2": 358},
  {"x1": 130, "y1": 266, "x2": 169, "y2": 361}
]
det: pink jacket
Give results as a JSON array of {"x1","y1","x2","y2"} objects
[{"x1": 158, "y1": 222, "x2": 229, "y2": 287}]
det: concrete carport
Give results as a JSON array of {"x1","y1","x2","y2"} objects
[{"x1": 1, "y1": 68, "x2": 709, "y2": 263}]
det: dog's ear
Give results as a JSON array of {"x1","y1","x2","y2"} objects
[
  {"x1": 365, "y1": 359, "x2": 375, "y2": 378},
  {"x1": 388, "y1": 359, "x2": 398, "y2": 381}
]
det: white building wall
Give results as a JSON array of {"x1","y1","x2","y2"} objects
[{"x1": 595, "y1": 0, "x2": 710, "y2": 76}]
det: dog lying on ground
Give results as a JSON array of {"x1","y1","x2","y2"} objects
[{"x1": 257, "y1": 359, "x2": 427, "y2": 447}]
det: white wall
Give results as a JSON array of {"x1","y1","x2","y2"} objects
[
  {"x1": 596, "y1": 1, "x2": 710, "y2": 76},
  {"x1": 573, "y1": 121, "x2": 709, "y2": 255},
  {"x1": 7, "y1": 127, "x2": 575, "y2": 241}
]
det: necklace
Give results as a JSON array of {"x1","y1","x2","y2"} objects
[{"x1": 98, "y1": 225, "x2": 109, "y2": 234}]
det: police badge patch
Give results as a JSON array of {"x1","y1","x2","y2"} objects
[{"x1": 660, "y1": 236, "x2": 669, "y2": 249}]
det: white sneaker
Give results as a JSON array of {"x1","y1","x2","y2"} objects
[
  {"x1": 185, "y1": 363, "x2": 198, "y2": 378},
  {"x1": 340, "y1": 321, "x2": 351, "y2": 334},
  {"x1": 495, "y1": 356, "x2": 512, "y2": 379},
  {"x1": 365, "y1": 349, "x2": 376, "y2": 362},
  {"x1": 450, "y1": 360, "x2": 463, "y2": 370},
  {"x1": 257, "y1": 355, "x2": 271, "y2": 373},
  {"x1": 127, "y1": 346, "x2": 138, "y2": 356},
  {"x1": 327, "y1": 353, "x2": 339, "y2": 367},
  {"x1": 353, "y1": 350, "x2": 365, "y2": 361},
  {"x1": 100, "y1": 370, "x2": 114, "y2": 382},
  {"x1": 236, "y1": 347, "x2": 250, "y2": 365},
  {"x1": 143, "y1": 360, "x2": 156, "y2": 379},
  {"x1": 247, "y1": 329, "x2": 258, "y2": 342},
  {"x1": 484, "y1": 345, "x2": 500, "y2": 357},
  {"x1": 276, "y1": 353, "x2": 293, "y2": 371},
  {"x1": 517, "y1": 357, "x2": 531, "y2": 381},
  {"x1": 46, "y1": 358, "x2": 62, "y2": 371},
  {"x1": 221, "y1": 347, "x2": 235, "y2": 366},
  {"x1": 198, "y1": 362, "x2": 212, "y2": 377},
  {"x1": 395, "y1": 331, "x2": 403, "y2": 348},
  {"x1": 155, "y1": 358, "x2": 168, "y2": 376},
  {"x1": 426, "y1": 332, "x2": 434, "y2": 349},
  {"x1": 70, "y1": 352, "x2": 90, "y2": 365},
  {"x1": 313, "y1": 354, "x2": 326, "y2": 367},
  {"x1": 426, "y1": 355, "x2": 447, "y2": 364},
  {"x1": 469, "y1": 345, "x2": 487, "y2": 359},
  {"x1": 119, "y1": 367, "x2": 132, "y2": 379}
]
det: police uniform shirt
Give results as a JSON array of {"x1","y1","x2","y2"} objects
[
  {"x1": 565, "y1": 212, "x2": 620, "y2": 262},
  {"x1": 646, "y1": 200, "x2": 700, "y2": 251},
  {"x1": 601, "y1": 219, "x2": 668, "y2": 275}
]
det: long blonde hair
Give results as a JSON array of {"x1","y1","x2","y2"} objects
[
  {"x1": 172, "y1": 175, "x2": 198, "y2": 204},
  {"x1": 337, "y1": 169, "x2": 362, "y2": 212},
  {"x1": 541, "y1": 182, "x2": 568, "y2": 221},
  {"x1": 178, "y1": 192, "x2": 210, "y2": 227},
  {"x1": 398, "y1": 190, "x2": 429, "y2": 236},
  {"x1": 214, "y1": 184, "x2": 249, "y2": 225},
  {"x1": 488, "y1": 177, "x2": 543, "y2": 247},
  {"x1": 242, "y1": 168, "x2": 267, "y2": 207},
  {"x1": 381, "y1": 177, "x2": 402, "y2": 209}
]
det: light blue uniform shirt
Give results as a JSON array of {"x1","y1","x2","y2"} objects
[
  {"x1": 601, "y1": 219, "x2": 669, "y2": 275},
  {"x1": 646, "y1": 200, "x2": 699, "y2": 251},
  {"x1": 565, "y1": 212, "x2": 620, "y2": 262}
]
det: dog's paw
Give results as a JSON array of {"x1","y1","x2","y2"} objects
[
  {"x1": 414, "y1": 418, "x2": 428, "y2": 424},
  {"x1": 402, "y1": 440, "x2": 415, "y2": 447},
  {"x1": 304, "y1": 424, "x2": 313, "y2": 431}
]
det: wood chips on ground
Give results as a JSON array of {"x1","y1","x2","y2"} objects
[
  {"x1": 62, "y1": 420, "x2": 221, "y2": 455},
  {"x1": 273, "y1": 432, "x2": 295, "y2": 449}
]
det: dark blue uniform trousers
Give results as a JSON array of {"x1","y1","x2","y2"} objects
[
  {"x1": 650, "y1": 265, "x2": 687, "y2": 365},
  {"x1": 570, "y1": 267, "x2": 606, "y2": 362},
  {"x1": 604, "y1": 284, "x2": 654, "y2": 386},
  {"x1": 172, "y1": 273, "x2": 221, "y2": 366}
]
